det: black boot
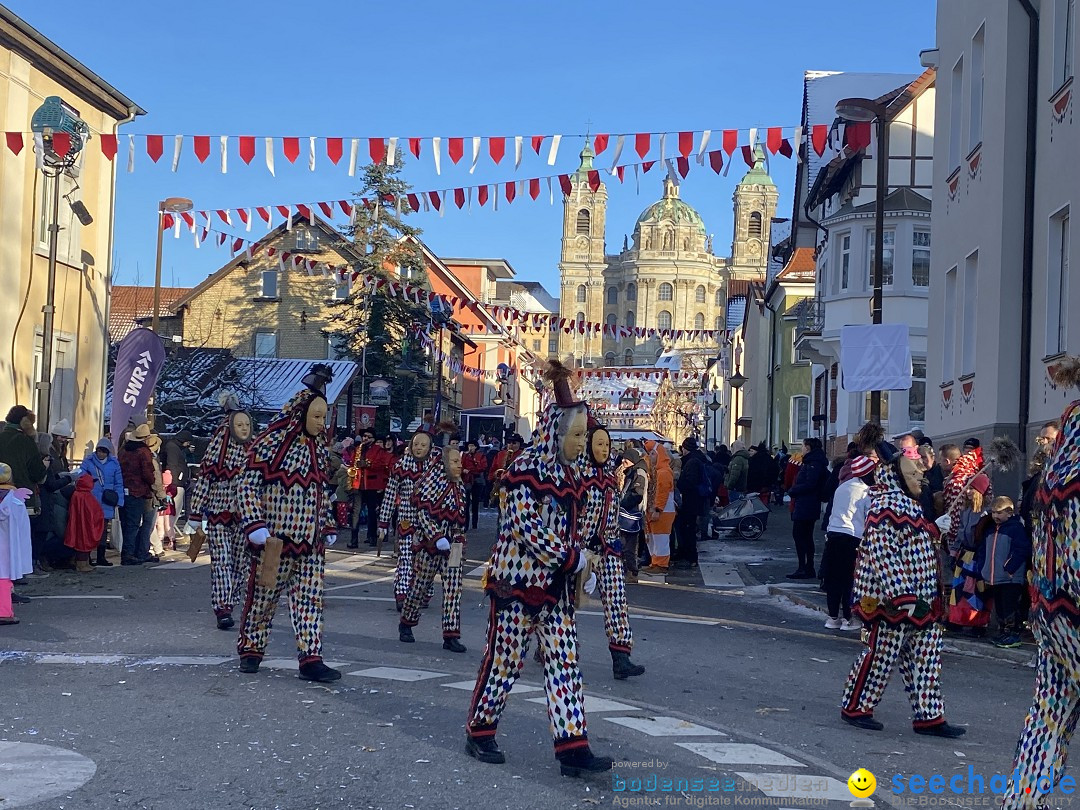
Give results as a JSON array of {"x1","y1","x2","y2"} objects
[
  {"x1": 238, "y1": 656, "x2": 260, "y2": 674},
  {"x1": 399, "y1": 622, "x2": 415, "y2": 643},
  {"x1": 611, "y1": 649, "x2": 645, "y2": 680},
  {"x1": 914, "y1": 721, "x2": 966, "y2": 738},
  {"x1": 94, "y1": 551, "x2": 113, "y2": 567},
  {"x1": 842, "y1": 713, "x2": 884, "y2": 731},
  {"x1": 443, "y1": 637, "x2": 467, "y2": 653},
  {"x1": 216, "y1": 613, "x2": 235, "y2": 630},
  {"x1": 465, "y1": 735, "x2": 505, "y2": 764},
  {"x1": 557, "y1": 746, "x2": 614, "y2": 778},
  {"x1": 298, "y1": 660, "x2": 342, "y2": 682}
]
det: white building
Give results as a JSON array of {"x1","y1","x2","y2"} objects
[{"x1": 928, "y1": 0, "x2": 1078, "y2": 457}]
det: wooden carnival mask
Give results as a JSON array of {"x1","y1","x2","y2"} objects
[
  {"x1": 410, "y1": 432, "x2": 432, "y2": 460},
  {"x1": 443, "y1": 447, "x2": 463, "y2": 482},
  {"x1": 230, "y1": 411, "x2": 252, "y2": 443},
  {"x1": 558, "y1": 408, "x2": 588, "y2": 464},
  {"x1": 588, "y1": 427, "x2": 611, "y2": 466},
  {"x1": 304, "y1": 397, "x2": 328, "y2": 438}
]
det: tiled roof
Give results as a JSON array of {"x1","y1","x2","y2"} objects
[
  {"x1": 108, "y1": 285, "x2": 191, "y2": 342},
  {"x1": 775, "y1": 247, "x2": 817, "y2": 282},
  {"x1": 767, "y1": 218, "x2": 792, "y2": 284}
]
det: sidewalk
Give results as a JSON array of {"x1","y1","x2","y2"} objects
[{"x1": 716, "y1": 502, "x2": 1034, "y2": 666}]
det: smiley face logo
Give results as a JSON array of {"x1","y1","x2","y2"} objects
[{"x1": 848, "y1": 768, "x2": 877, "y2": 799}]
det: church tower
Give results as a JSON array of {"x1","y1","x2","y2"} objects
[
  {"x1": 729, "y1": 145, "x2": 779, "y2": 281},
  {"x1": 557, "y1": 143, "x2": 607, "y2": 365}
]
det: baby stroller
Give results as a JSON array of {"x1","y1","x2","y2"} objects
[{"x1": 708, "y1": 494, "x2": 769, "y2": 541}]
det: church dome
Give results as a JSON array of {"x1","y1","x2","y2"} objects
[{"x1": 634, "y1": 178, "x2": 706, "y2": 234}]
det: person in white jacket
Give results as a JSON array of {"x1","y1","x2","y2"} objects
[{"x1": 821, "y1": 455, "x2": 876, "y2": 630}]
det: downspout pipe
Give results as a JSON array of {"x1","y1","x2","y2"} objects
[{"x1": 1017, "y1": 0, "x2": 1038, "y2": 455}]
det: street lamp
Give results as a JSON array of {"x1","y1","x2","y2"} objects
[
  {"x1": 836, "y1": 96, "x2": 889, "y2": 423},
  {"x1": 152, "y1": 197, "x2": 194, "y2": 336},
  {"x1": 727, "y1": 368, "x2": 748, "y2": 445}
]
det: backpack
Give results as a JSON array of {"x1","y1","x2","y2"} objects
[{"x1": 698, "y1": 463, "x2": 721, "y2": 499}]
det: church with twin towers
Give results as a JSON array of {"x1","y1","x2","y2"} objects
[{"x1": 557, "y1": 143, "x2": 779, "y2": 367}]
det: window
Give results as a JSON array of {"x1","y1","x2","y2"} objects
[
  {"x1": 909, "y1": 359, "x2": 927, "y2": 424},
  {"x1": 970, "y1": 25, "x2": 984, "y2": 150},
  {"x1": 949, "y1": 55, "x2": 964, "y2": 168},
  {"x1": 626, "y1": 282, "x2": 637, "y2": 301},
  {"x1": 37, "y1": 173, "x2": 56, "y2": 247},
  {"x1": 961, "y1": 251, "x2": 978, "y2": 375},
  {"x1": 839, "y1": 233, "x2": 851, "y2": 291},
  {"x1": 1057, "y1": 0, "x2": 1077, "y2": 86},
  {"x1": 658, "y1": 282, "x2": 673, "y2": 301},
  {"x1": 607, "y1": 286, "x2": 618, "y2": 305},
  {"x1": 715, "y1": 288, "x2": 723, "y2": 307},
  {"x1": 791, "y1": 328, "x2": 800, "y2": 364},
  {"x1": 327, "y1": 334, "x2": 348, "y2": 360},
  {"x1": 605, "y1": 352, "x2": 616, "y2": 367},
  {"x1": 863, "y1": 392, "x2": 891, "y2": 422},
  {"x1": 626, "y1": 310, "x2": 635, "y2": 329},
  {"x1": 294, "y1": 229, "x2": 320, "y2": 252},
  {"x1": 694, "y1": 313, "x2": 705, "y2": 330},
  {"x1": 532, "y1": 339, "x2": 541, "y2": 351},
  {"x1": 695, "y1": 285, "x2": 706, "y2": 303},
  {"x1": 606, "y1": 314, "x2": 617, "y2": 329},
  {"x1": 576, "y1": 284, "x2": 586, "y2": 303},
  {"x1": 943, "y1": 266, "x2": 958, "y2": 380},
  {"x1": 575, "y1": 311, "x2": 585, "y2": 325},
  {"x1": 748, "y1": 211, "x2": 763, "y2": 238},
  {"x1": 1048, "y1": 209, "x2": 1071, "y2": 354},
  {"x1": 332, "y1": 277, "x2": 350, "y2": 300},
  {"x1": 715, "y1": 316, "x2": 723, "y2": 332},
  {"x1": 254, "y1": 331, "x2": 277, "y2": 358},
  {"x1": 867, "y1": 229, "x2": 895, "y2": 287},
  {"x1": 657, "y1": 310, "x2": 672, "y2": 331},
  {"x1": 912, "y1": 230, "x2": 931, "y2": 287},
  {"x1": 790, "y1": 395, "x2": 810, "y2": 443},
  {"x1": 576, "y1": 208, "x2": 590, "y2": 234},
  {"x1": 548, "y1": 337, "x2": 559, "y2": 354},
  {"x1": 260, "y1": 269, "x2": 279, "y2": 299},
  {"x1": 624, "y1": 349, "x2": 634, "y2": 365}
]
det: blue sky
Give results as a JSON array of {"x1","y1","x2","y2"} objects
[{"x1": 11, "y1": 0, "x2": 936, "y2": 296}]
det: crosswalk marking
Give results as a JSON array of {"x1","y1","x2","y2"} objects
[
  {"x1": 34, "y1": 654, "x2": 127, "y2": 665},
  {"x1": 465, "y1": 565, "x2": 487, "y2": 578},
  {"x1": 348, "y1": 666, "x2": 449, "y2": 682},
  {"x1": 441, "y1": 679, "x2": 543, "y2": 694},
  {"x1": 137, "y1": 656, "x2": 233, "y2": 666},
  {"x1": 676, "y1": 742, "x2": 803, "y2": 766},
  {"x1": 699, "y1": 562, "x2": 744, "y2": 587},
  {"x1": 29, "y1": 595, "x2": 125, "y2": 600},
  {"x1": 150, "y1": 559, "x2": 209, "y2": 570},
  {"x1": 259, "y1": 658, "x2": 350, "y2": 672},
  {"x1": 602, "y1": 716, "x2": 726, "y2": 736},
  {"x1": 734, "y1": 773, "x2": 852, "y2": 802},
  {"x1": 526, "y1": 695, "x2": 640, "y2": 713}
]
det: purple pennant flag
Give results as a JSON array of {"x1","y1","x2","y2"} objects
[{"x1": 109, "y1": 328, "x2": 166, "y2": 443}]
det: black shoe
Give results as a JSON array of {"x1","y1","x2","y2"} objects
[
  {"x1": 140, "y1": 555, "x2": 160, "y2": 563},
  {"x1": 238, "y1": 656, "x2": 260, "y2": 674},
  {"x1": 557, "y1": 747, "x2": 614, "y2": 777},
  {"x1": 346, "y1": 541, "x2": 359, "y2": 549},
  {"x1": 611, "y1": 650, "x2": 645, "y2": 680},
  {"x1": 443, "y1": 637, "x2": 467, "y2": 653},
  {"x1": 914, "y1": 722, "x2": 966, "y2": 738},
  {"x1": 216, "y1": 614, "x2": 235, "y2": 630},
  {"x1": 465, "y1": 736, "x2": 505, "y2": 765},
  {"x1": 842, "y1": 713, "x2": 884, "y2": 731},
  {"x1": 93, "y1": 557, "x2": 113, "y2": 567},
  {"x1": 121, "y1": 558, "x2": 142, "y2": 566},
  {"x1": 11, "y1": 593, "x2": 30, "y2": 604},
  {"x1": 399, "y1": 622, "x2": 415, "y2": 643},
  {"x1": 298, "y1": 661, "x2": 342, "y2": 682}
]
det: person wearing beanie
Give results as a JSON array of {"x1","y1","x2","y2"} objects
[
  {"x1": 672, "y1": 437, "x2": 709, "y2": 569},
  {"x1": 725, "y1": 440, "x2": 750, "y2": 502},
  {"x1": 0, "y1": 406, "x2": 47, "y2": 518},
  {"x1": 821, "y1": 455, "x2": 876, "y2": 631},
  {"x1": 941, "y1": 439, "x2": 989, "y2": 552},
  {"x1": 616, "y1": 447, "x2": 648, "y2": 582},
  {"x1": 80, "y1": 438, "x2": 124, "y2": 567}
]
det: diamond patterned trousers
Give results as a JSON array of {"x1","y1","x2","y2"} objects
[
  {"x1": 208, "y1": 523, "x2": 246, "y2": 618},
  {"x1": 841, "y1": 621, "x2": 946, "y2": 727},
  {"x1": 467, "y1": 594, "x2": 589, "y2": 755},
  {"x1": 393, "y1": 529, "x2": 415, "y2": 604},
  {"x1": 400, "y1": 549, "x2": 463, "y2": 638},
  {"x1": 237, "y1": 548, "x2": 326, "y2": 665},
  {"x1": 596, "y1": 552, "x2": 633, "y2": 652},
  {"x1": 1003, "y1": 614, "x2": 1080, "y2": 809}
]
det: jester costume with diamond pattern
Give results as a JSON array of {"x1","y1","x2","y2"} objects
[
  {"x1": 236, "y1": 388, "x2": 334, "y2": 666},
  {"x1": 841, "y1": 462, "x2": 953, "y2": 730},
  {"x1": 379, "y1": 448, "x2": 436, "y2": 607},
  {"x1": 1004, "y1": 397, "x2": 1080, "y2": 809},
  {"x1": 467, "y1": 401, "x2": 590, "y2": 756}
]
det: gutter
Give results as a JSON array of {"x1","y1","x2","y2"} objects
[{"x1": 1016, "y1": 0, "x2": 1038, "y2": 455}]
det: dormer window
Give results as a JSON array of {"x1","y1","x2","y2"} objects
[{"x1": 294, "y1": 229, "x2": 320, "y2": 252}]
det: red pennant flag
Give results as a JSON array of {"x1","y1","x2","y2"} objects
[
  {"x1": 216, "y1": 209, "x2": 230, "y2": 224},
  {"x1": 232, "y1": 238, "x2": 244, "y2": 253},
  {"x1": 635, "y1": 132, "x2": 650, "y2": 158},
  {"x1": 588, "y1": 170, "x2": 601, "y2": 192},
  {"x1": 488, "y1": 137, "x2": 505, "y2": 164},
  {"x1": 407, "y1": 193, "x2": 420, "y2": 212},
  {"x1": 708, "y1": 150, "x2": 724, "y2": 174},
  {"x1": 779, "y1": 138, "x2": 793, "y2": 159},
  {"x1": 642, "y1": 161, "x2": 655, "y2": 173},
  {"x1": 505, "y1": 181, "x2": 516, "y2": 203},
  {"x1": 51, "y1": 132, "x2": 71, "y2": 159},
  {"x1": 448, "y1": 137, "x2": 464, "y2": 164},
  {"x1": 454, "y1": 188, "x2": 466, "y2": 208},
  {"x1": 180, "y1": 211, "x2": 194, "y2": 229},
  {"x1": 594, "y1": 133, "x2": 609, "y2": 155},
  {"x1": 162, "y1": 213, "x2": 174, "y2": 230},
  {"x1": 428, "y1": 191, "x2": 441, "y2": 211},
  {"x1": 531, "y1": 135, "x2": 544, "y2": 154},
  {"x1": 678, "y1": 131, "x2": 694, "y2": 158},
  {"x1": 193, "y1": 135, "x2": 211, "y2": 163},
  {"x1": 529, "y1": 178, "x2": 540, "y2": 200},
  {"x1": 558, "y1": 174, "x2": 573, "y2": 196},
  {"x1": 99, "y1": 133, "x2": 117, "y2": 160},
  {"x1": 369, "y1": 138, "x2": 386, "y2": 164},
  {"x1": 722, "y1": 130, "x2": 738, "y2": 155},
  {"x1": 296, "y1": 204, "x2": 312, "y2": 221},
  {"x1": 811, "y1": 124, "x2": 828, "y2": 156},
  {"x1": 742, "y1": 145, "x2": 755, "y2": 167},
  {"x1": 282, "y1": 137, "x2": 300, "y2": 163},
  {"x1": 844, "y1": 122, "x2": 872, "y2": 152},
  {"x1": 238, "y1": 136, "x2": 256, "y2": 164},
  {"x1": 766, "y1": 127, "x2": 783, "y2": 154},
  {"x1": 616, "y1": 165, "x2": 626, "y2": 182},
  {"x1": 146, "y1": 134, "x2": 164, "y2": 162},
  {"x1": 477, "y1": 185, "x2": 489, "y2": 207},
  {"x1": 318, "y1": 201, "x2": 334, "y2": 218},
  {"x1": 408, "y1": 137, "x2": 422, "y2": 158},
  {"x1": 218, "y1": 232, "x2": 228, "y2": 247},
  {"x1": 676, "y1": 156, "x2": 690, "y2": 178},
  {"x1": 338, "y1": 200, "x2": 353, "y2": 218},
  {"x1": 5, "y1": 132, "x2": 23, "y2": 155},
  {"x1": 237, "y1": 208, "x2": 250, "y2": 225},
  {"x1": 326, "y1": 137, "x2": 343, "y2": 164},
  {"x1": 277, "y1": 205, "x2": 291, "y2": 219}
]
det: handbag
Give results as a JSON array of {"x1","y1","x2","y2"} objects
[
  {"x1": 618, "y1": 508, "x2": 642, "y2": 533},
  {"x1": 92, "y1": 465, "x2": 120, "y2": 507}
]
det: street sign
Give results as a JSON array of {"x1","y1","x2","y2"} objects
[
  {"x1": 369, "y1": 378, "x2": 391, "y2": 405},
  {"x1": 389, "y1": 416, "x2": 402, "y2": 434}
]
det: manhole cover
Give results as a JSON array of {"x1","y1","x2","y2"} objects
[{"x1": 0, "y1": 741, "x2": 96, "y2": 808}]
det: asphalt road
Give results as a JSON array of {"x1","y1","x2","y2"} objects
[{"x1": 0, "y1": 507, "x2": 1046, "y2": 810}]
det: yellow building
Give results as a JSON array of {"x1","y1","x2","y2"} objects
[{"x1": 0, "y1": 8, "x2": 143, "y2": 449}]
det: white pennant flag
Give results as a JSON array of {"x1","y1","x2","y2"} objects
[
  {"x1": 432, "y1": 136, "x2": 442, "y2": 175},
  {"x1": 245, "y1": 208, "x2": 252, "y2": 232},
  {"x1": 633, "y1": 163, "x2": 640, "y2": 194},
  {"x1": 610, "y1": 134, "x2": 624, "y2": 171},
  {"x1": 547, "y1": 134, "x2": 561, "y2": 165},
  {"x1": 659, "y1": 132, "x2": 667, "y2": 164},
  {"x1": 387, "y1": 136, "x2": 398, "y2": 166},
  {"x1": 127, "y1": 134, "x2": 135, "y2": 173},
  {"x1": 439, "y1": 191, "x2": 446, "y2": 218},
  {"x1": 265, "y1": 137, "x2": 275, "y2": 176},
  {"x1": 285, "y1": 207, "x2": 293, "y2": 230},
  {"x1": 547, "y1": 176, "x2": 553, "y2": 205},
  {"x1": 793, "y1": 126, "x2": 804, "y2": 163},
  {"x1": 467, "y1": 186, "x2": 473, "y2": 212},
  {"x1": 469, "y1": 136, "x2": 481, "y2": 174},
  {"x1": 348, "y1": 138, "x2": 358, "y2": 177},
  {"x1": 493, "y1": 187, "x2": 498, "y2": 212},
  {"x1": 514, "y1": 135, "x2": 523, "y2": 169},
  {"x1": 748, "y1": 127, "x2": 758, "y2": 151},
  {"x1": 171, "y1": 135, "x2": 183, "y2": 172},
  {"x1": 309, "y1": 136, "x2": 316, "y2": 171},
  {"x1": 422, "y1": 194, "x2": 430, "y2": 213},
  {"x1": 219, "y1": 135, "x2": 228, "y2": 173},
  {"x1": 697, "y1": 129, "x2": 711, "y2": 165},
  {"x1": 173, "y1": 216, "x2": 181, "y2": 238},
  {"x1": 193, "y1": 227, "x2": 201, "y2": 249},
  {"x1": 665, "y1": 158, "x2": 679, "y2": 186}
]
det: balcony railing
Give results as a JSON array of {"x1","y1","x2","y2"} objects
[{"x1": 794, "y1": 297, "x2": 825, "y2": 342}]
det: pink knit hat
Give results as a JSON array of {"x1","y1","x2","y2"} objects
[
  {"x1": 970, "y1": 474, "x2": 991, "y2": 494},
  {"x1": 849, "y1": 455, "x2": 876, "y2": 478}
]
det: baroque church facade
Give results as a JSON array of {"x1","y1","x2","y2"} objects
[{"x1": 557, "y1": 144, "x2": 779, "y2": 366}]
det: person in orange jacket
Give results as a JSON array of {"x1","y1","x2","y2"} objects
[{"x1": 642, "y1": 441, "x2": 675, "y2": 574}]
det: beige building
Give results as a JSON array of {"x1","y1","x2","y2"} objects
[{"x1": 0, "y1": 8, "x2": 143, "y2": 448}]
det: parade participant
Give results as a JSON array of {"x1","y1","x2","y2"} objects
[
  {"x1": 379, "y1": 430, "x2": 437, "y2": 611},
  {"x1": 187, "y1": 392, "x2": 254, "y2": 630},
  {"x1": 486, "y1": 433, "x2": 524, "y2": 507},
  {"x1": 461, "y1": 439, "x2": 488, "y2": 531},
  {"x1": 839, "y1": 423, "x2": 965, "y2": 737},
  {"x1": 579, "y1": 421, "x2": 645, "y2": 679},
  {"x1": 235, "y1": 365, "x2": 340, "y2": 683},
  {"x1": 346, "y1": 429, "x2": 393, "y2": 548},
  {"x1": 941, "y1": 438, "x2": 987, "y2": 552},
  {"x1": 1004, "y1": 358, "x2": 1080, "y2": 808},
  {"x1": 0, "y1": 463, "x2": 33, "y2": 625},
  {"x1": 398, "y1": 443, "x2": 467, "y2": 652},
  {"x1": 466, "y1": 361, "x2": 611, "y2": 777}
]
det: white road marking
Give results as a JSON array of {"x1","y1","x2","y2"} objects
[
  {"x1": 259, "y1": 658, "x2": 350, "y2": 672},
  {"x1": 150, "y1": 559, "x2": 210, "y2": 569},
  {"x1": 326, "y1": 578, "x2": 393, "y2": 592},
  {"x1": 135, "y1": 656, "x2": 233, "y2": 666},
  {"x1": 326, "y1": 558, "x2": 378, "y2": 573},
  {"x1": 441, "y1": 679, "x2": 543, "y2": 694},
  {"x1": 465, "y1": 565, "x2": 487, "y2": 578},
  {"x1": 34, "y1": 654, "x2": 128, "y2": 665},
  {"x1": 576, "y1": 609, "x2": 718, "y2": 627},
  {"x1": 526, "y1": 695, "x2": 640, "y2": 713},
  {"x1": 0, "y1": 741, "x2": 96, "y2": 809},
  {"x1": 27, "y1": 595, "x2": 125, "y2": 600},
  {"x1": 734, "y1": 772, "x2": 852, "y2": 802},
  {"x1": 347, "y1": 666, "x2": 448, "y2": 682},
  {"x1": 676, "y1": 742, "x2": 804, "y2": 766},
  {"x1": 699, "y1": 563, "x2": 744, "y2": 587},
  {"x1": 602, "y1": 716, "x2": 726, "y2": 736},
  {"x1": 325, "y1": 595, "x2": 397, "y2": 602}
]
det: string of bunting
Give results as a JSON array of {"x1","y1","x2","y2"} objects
[
  {"x1": 7, "y1": 125, "x2": 841, "y2": 176},
  {"x1": 416, "y1": 333, "x2": 514, "y2": 380}
]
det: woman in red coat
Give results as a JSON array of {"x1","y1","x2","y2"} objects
[{"x1": 65, "y1": 474, "x2": 105, "y2": 573}]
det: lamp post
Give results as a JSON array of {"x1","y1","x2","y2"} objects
[
  {"x1": 728, "y1": 368, "x2": 748, "y2": 444},
  {"x1": 836, "y1": 96, "x2": 889, "y2": 424},
  {"x1": 151, "y1": 197, "x2": 194, "y2": 336},
  {"x1": 709, "y1": 392, "x2": 723, "y2": 449}
]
